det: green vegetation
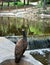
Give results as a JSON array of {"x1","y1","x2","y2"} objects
[
  {"x1": 0, "y1": 1, "x2": 23, "y2": 6},
  {"x1": 30, "y1": 26, "x2": 42, "y2": 35},
  {"x1": 0, "y1": 0, "x2": 30, "y2": 9},
  {"x1": 30, "y1": 0, "x2": 39, "y2": 2},
  {"x1": 40, "y1": 0, "x2": 50, "y2": 4},
  {"x1": 38, "y1": 0, "x2": 50, "y2": 8},
  {"x1": 0, "y1": 0, "x2": 50, "y2": 36},
  {"x1": 17, "y1": 2, "x2": 23, "y2": 6},
  {"x1": 0, "y1": 17, "x2": 50, "y2": 36}
]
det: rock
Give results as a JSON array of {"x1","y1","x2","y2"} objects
[
  {"x1": 0, "y1": 37, "x2": 15, "y2": 63},
  {"x1": 0, "y1": 58, "x2": 33, "y2": 65}
]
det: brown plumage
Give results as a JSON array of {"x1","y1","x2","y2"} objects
[{"x1": 15, "y1": 29, "x2": 27, "y2": 63}]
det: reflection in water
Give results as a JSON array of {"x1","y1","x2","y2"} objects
[{"x1": 0, "y1": 17, "x2": 50, "y2": 36}]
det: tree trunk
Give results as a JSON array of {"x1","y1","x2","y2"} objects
[
  {"x1": 43, "y1": 0, "x2": 46, "y2": 9},
  {"x1": 24, "y1": 0, "x2": 25, "y2": 5},
  {"x1": 2, "y1": 1, "x2": 3, "y2": 6},
  {"x1": 1, "y1": 1, "x2": 3, "y2": 9},
  {"x1": 14, "y1": 0, "x2": 17, "y2": 6},
  {"x1": 8, "y1": 1, "x2": 9, "y2": 7},
  {"x1": 27, "y1": 0, "x2": 29, "y2": 5},
  {"x1": 14, "y1": 0, "x2": 15, "y2": 6}
]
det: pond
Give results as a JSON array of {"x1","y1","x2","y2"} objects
[
  {"x1": 30, "y1": 50, "x2": 50, "y2": 65},
  {"x1": 0, "y1": 17, "x2": 50, "y2": 36}
]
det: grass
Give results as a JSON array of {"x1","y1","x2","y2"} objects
[
  {"x1": 17, "y1": 2, "x2": 23, "y2": 5},
  {"x1": 30, "y1": 26, "x2": 42, "y2": 35}
]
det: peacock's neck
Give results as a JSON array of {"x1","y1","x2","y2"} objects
[{"x1": 22, "y1": 29, "x2": 27, "y2": 41}]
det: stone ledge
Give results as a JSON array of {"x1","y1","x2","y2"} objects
[
  {"x1": 0, "y1": 59, "x2": 33, "y2": 65},
  {"x1": 0, "y1": 37, "x2": 43, "y2": 65}
]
